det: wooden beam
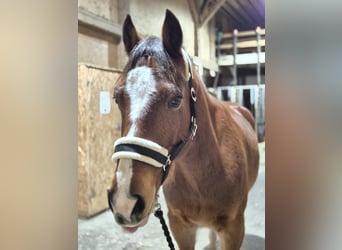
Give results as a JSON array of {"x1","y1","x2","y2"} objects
[
  {"x1": 200, "y1": 0, "x2": 210, "y2": 16},
  {"x1": 225, "y1": 0, "x2": 250, "y2": 25},
  {"x1": 216, "y1": 39, "x2": 265, "y2": 50},
  {"x1": 218, "y1": 7, "x2": 240, "y2": 29},
  {"x1": 218, "y1": 52, "x2": 265, "y2": 66},
  {"x1": 78, "y1": 7, "x2": 121, "y2": 38},
  {"x1": 221, "y1": 29, "x2": 265, "y2": 39},
  {"x1": 221, "y1": 4, "x2": 243, "y2": 26},
  {"x1": 187, "y1": 0, "x2": 199, "y2": 23},
  {"x1": 187, "y1": 0, "x2": 199, "y2": 56},
  {"x1": 234, "y1": 0, "x2": 256, "y2": 25},
  {"x1": 200, "y1": 0, "x2": 225, "y2": 27}
]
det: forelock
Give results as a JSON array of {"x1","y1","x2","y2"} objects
[{"x1": 125, "y1": 37, "x2": 176, "y2": 82}]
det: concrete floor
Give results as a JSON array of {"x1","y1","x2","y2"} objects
[{"x1": 78, "y1": 143, "x2": 265, "y2": 250}]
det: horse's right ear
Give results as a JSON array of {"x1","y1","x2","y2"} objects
[
  {"x1": 123, "y1": 15, "x2": 141, "y2": 54},
  {"x1": 162, "y1": 9, "x2": 183, "y2": 58}
]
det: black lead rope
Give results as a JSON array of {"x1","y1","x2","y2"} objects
[{"x1": 154, "y1": 204, "x2": 176, "y2": 250}]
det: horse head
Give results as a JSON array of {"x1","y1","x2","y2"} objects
[{"x1": 107, "y1": 10, "x2": 195, "y2": 233}]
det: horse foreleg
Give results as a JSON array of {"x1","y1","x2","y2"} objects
[
  {"x1": 168, "y1": 211, "x2": 197, "y2": 250},
  {"x1": 218, "y1": 214, "x2": 245, "y2": 250},
  {"x1": 204, "y1": 230, "x2": 218, "y2": 250}
]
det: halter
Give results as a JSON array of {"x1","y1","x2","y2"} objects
[{"x1": 111, "y1": 52, "x2": 197, "y2": 184}]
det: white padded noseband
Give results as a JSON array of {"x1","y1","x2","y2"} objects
[{"x1": 112, "y1": 137, "x2": 170, "y2": 169}]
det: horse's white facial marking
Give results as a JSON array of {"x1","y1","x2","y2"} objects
[
  {"x1": 114, "y1": 159, "x2": 138, "y2": 220},
  {"x1": 125, "y1": 66, "x2": 157, "y2": 136},
  {"x1": 116, "y1": 159, "x2": 133, "y2": 194},
  {"x1": 115, "y1": 159, "x2": 134, "y2": 207},
  {"x1": 116, "y1": 168, "x2": 123, "y2": 185}
]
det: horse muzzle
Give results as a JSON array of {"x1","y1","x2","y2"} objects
[{"x1": 107, "y1": 188, "x2": 147, "y2": 229}]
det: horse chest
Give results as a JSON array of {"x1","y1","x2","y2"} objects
[
  {"x1": 164, "y1": 169, "x2": 224, "y2": 206},
  {"x1": 163, "y1": 160, "x2": 246, "y2": 220}
]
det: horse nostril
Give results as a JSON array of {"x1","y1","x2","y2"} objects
[
  {"x1": 107, "y1": 189, "x2": 114, "y2": 212},
  {"x1": 132, "y1": 195, "x2": 145, "y2": 216},
  {"x1": 115, "y1": 213, "x2": 128, "y2": 225}
]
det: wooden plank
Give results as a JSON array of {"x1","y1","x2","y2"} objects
[
  {"x1": 218, "y1": 52, "x2": 265, "y2": 65},
  {"x1": 78, "y1": 7, "x2": 121, "y2": 38},
  {"x1": 225, "y1": 0, "x2": 250, "y2": 24},
  {"x1": 225, "y1": 36, "x2": 265, "y2": 43},
  {"x1": 217, "y1": 39, "x2": 265, "y2": 49},
  {"x1": 78, "y1": 64, "x2": 122, "y2": 217},
  {"x1": 221, "y1": 5, "x2": 243, "y2": 25},
  {"x1": 222, "y1": 28, "x2": 265, "y2": 39},
  {"x1": 234, "y1": 0, "x2": 256, "y2": 24}
]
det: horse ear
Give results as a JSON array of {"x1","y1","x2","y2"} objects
[
  {"x1": 123, "y1": 15, "x2": 141, "y2": 54},
  {"x1": 162, "y1": 9, "x2": 183, "y2": 58}
]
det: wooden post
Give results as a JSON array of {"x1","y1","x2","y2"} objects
[
  {"x1": 187, "y1": 0, "x2": 199, "y2": 56},
  {"x1": 256, "y1": 27, "x2": 261, "y2": 86},
  {"x1": 233, "y1": 29, "x2": 238, "y2": 85},
  {"x1": 194, "y1": 21, "x2": 199, "y2": 56},
  {"x1": 255, "y1": 26, "x2": 261, "y2": 133}
]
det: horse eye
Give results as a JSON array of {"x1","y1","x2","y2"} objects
[
  {"x1": 113, "y1": 86, "x2": 124, "y2": 105},
  {"x1": 113, "y1": 94, "x2": 119, "y2": 104},
  {"x1": 168, "y1": 96, "x2": 183, "y2": 109}
]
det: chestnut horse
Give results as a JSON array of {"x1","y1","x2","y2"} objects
[{"x1": 107, "y1": 10, "x2": 259, "y2": 250}]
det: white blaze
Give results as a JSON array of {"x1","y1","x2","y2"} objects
[
  {"x1": 125, "y1": 66, "x2": 157, "y2": 136},
  {"x1": 115, "y1": 159, "x2": 137, "y2": 221},
  {"x1": 114, "y1": 66, "x2": 157, "y2": 213}
]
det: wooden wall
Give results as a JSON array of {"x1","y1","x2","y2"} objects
[
  {"x1": 78, "y1": 64, "x2": 121, "y2": 217},
  {"x1": 78, "y1": 0, "x2": 216, "y2": 70}
]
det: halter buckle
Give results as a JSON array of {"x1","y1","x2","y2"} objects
[
  {"x1": 163, "y1": 155, "x2": 172, "y2": 171},
  {"x1": 190, "y1": 118, "x2": 198, "y2": 139}
]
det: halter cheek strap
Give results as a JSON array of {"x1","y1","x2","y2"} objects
[{"x1": 111, "y1": 51, "x2": 197, "y2": 185}]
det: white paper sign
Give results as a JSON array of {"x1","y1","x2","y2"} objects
[{"x1": 100, "y1": 91, "x2": 110, "y2": 114}]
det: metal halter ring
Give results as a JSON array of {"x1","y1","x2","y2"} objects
[{"x1": 190, "y1": 87, "x2": 197, "y2": 101}]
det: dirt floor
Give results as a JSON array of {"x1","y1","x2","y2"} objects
[{"x1": 78, "y1": 143, "x2": 265, "y2": 250}]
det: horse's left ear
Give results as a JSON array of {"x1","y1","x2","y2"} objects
[
  {"x1": 162, "y1": 9, "x2": 183, "y2": 58},
  {"x1": 123, "y1": 14, "x2": 142, "y2": 54}
]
